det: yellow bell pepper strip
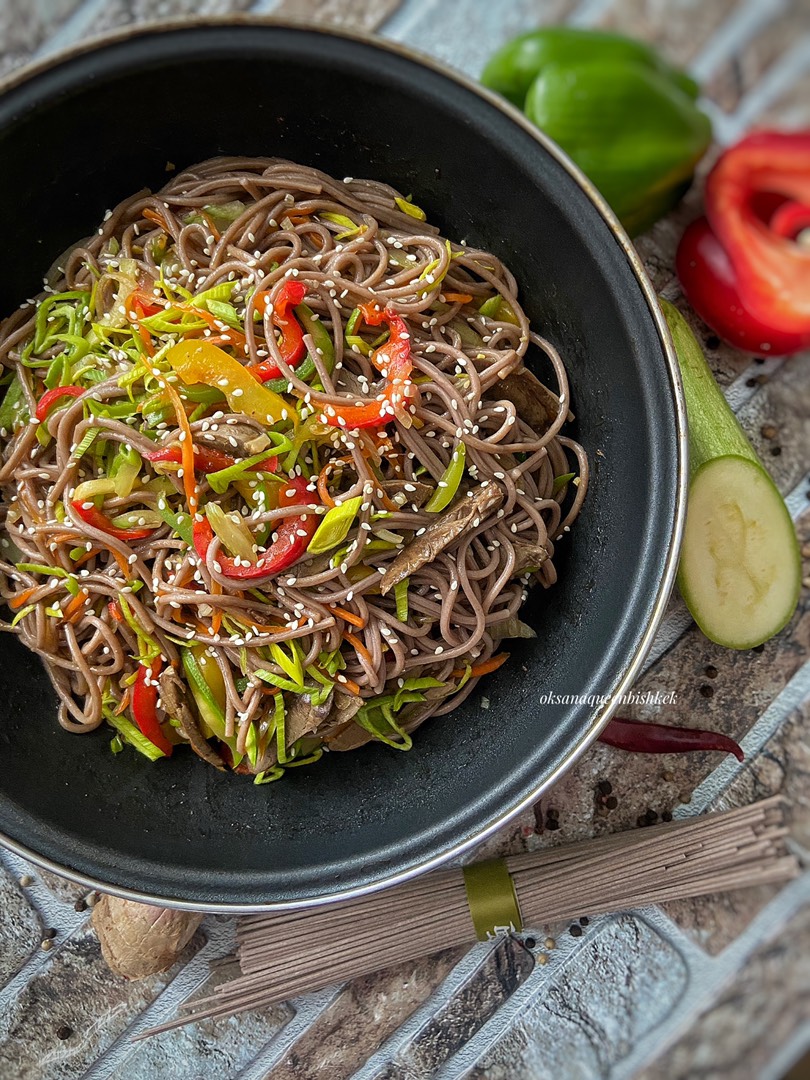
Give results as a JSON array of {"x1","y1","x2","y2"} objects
[
  {"x1": 319, "y1": 304, "x2": 414, "y2": 430},
  {"x1": 193, "y1": 475, "x2": 319, "y2": 580},
  {"x1": 166, "y1": 340, "x2": 289, "y2": 426}
]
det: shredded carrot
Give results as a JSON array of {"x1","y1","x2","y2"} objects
[
  {"x1": 73, "y1": 547, "x2": 101, "y2": 568},
  {"x1": 108, "y1": 600, "x2": 123, "y2": 622},
  {"x1": 444, "y1": 292, "x2": 474, "y2": 304},
  {"x1": 286, "y1": 209, "x2": 314, "y2": 226},
  {"x1": 113, "y1": 691, "x2": 130, "y2": 717},
  {"x1": 239, "y1": 619, "x2": 288, "y2": 634},
  {"x1": 199, "y1": 210, "x2": 222, "y2": 243},
  {"x1": 10, "y1": 587, "x2": 38, "y2": 609},
  {"x1": 50, "y1": 531, "x2": 80, "y2": 545},
  {"x1": 112, "y1": 550, "x2": 132, "y2": 578},
  {"x1": 64, "y1": 589, "x2": 90, "y2": 623},
  {"x1": 137, "y1": 320, "x2": 155, "y2": 357},
  {"x1": 316, "y1": 463, "x2": 337, "y2": 508},
  {"x1": 142, "y1": 207, "x2": 168, "y2": 230},
  {"x1": 338, "y1": 676, "x2": 362, "y2": 696},
  {"x1": 150, "y1": 367, "x2": 197, "y2": 516},
  {"x1": 210, "y1": 588, "x2": 223, "y2": 637},
  {"x1": 453, "y1": 652, "x2": 510, "y2": 679},
  {"x1": 330, "y1": 605, "x2": 366, "y2": 629},
  {"x1": 342, "y1": 630, "x2": 374, "y2": 667}
]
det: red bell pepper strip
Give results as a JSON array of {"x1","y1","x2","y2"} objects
[
  {"x1": 599, "y1": 716, "x2": 743, "y2": 761},
  {"x1": 319, "y1": 304, "x2": 415, "y2": 430},
  {"x1": 677, "y1": 217, "x2": 810, "y2": 356},
  {"x1": 72, "y1": 502, "x2": 155, "y2": 542},
  {"x1": 132, "y1": 659, "x2": 173, "y2": 757},
  {"x1": 249, "y1": 280, "x2": 308, "y2": 382},
  {"x1": 35, "y1": 385, "x2": 84, "y2": 422},
  {"x1": 124, "y1": 289, "x2": 165, "y2": 320},
  {"x1": 143, "y1": 445, "x2": 278, "y2": 475},
  {"x1": 193, "y1": 474, "x2": 319, "y2": 580},
  {"x1": 678, "y1": 130, "x2": 810, "y2": 355}
]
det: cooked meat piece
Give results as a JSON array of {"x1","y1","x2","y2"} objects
[
  {"x1": 317, "y1": 692, "x2": 364, "y2": 741},
  {"x1": 380, "y1": 479, "x2": 434, "y2": 508},
  {"x1": 486, "y1": 366, "x2": 569, "y2": 432},
  {"x1": 326, "y1": 721, "x2": 373, "y2": 752},
  {"x1": 158, "y1": 670, "x2": 227, "y2": 771},
  {"x1": 195, "y1": 419, "x2": 271, "y2": 458},
  {"x1": 511, "y1": 538, "x2": 550, "y2": 576},
  {"x1": 286, "y1": 690, "x2": 334, "y2": 745},
  {"x1": 379, "y1": 482, "x2": 504, "y2": 594},
  {"x1": 252, "y1": 688, "x2": 336, "y2": 773}
]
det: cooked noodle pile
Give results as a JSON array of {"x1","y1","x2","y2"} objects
[{"x1": 0, "y1": 157, "x2": 587, "y2": 779}]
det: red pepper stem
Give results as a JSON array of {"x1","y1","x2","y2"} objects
[{"x1": 599, "y1": 716, "x2": 744, "y2": 761}]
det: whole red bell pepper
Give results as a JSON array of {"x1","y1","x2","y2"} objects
[
  {"x1": 319, "y1": 304, "x2": 414, "y2": 430},
  {"x1": 193, "y1": 475, "x2": 319, "y2": 580},
  {"x1": 677, "y1": 130, "x2": 810, "y2": 355},
  {"x1": 35, "y1": 385, "x2": 85, "y2": 422},
  {"x1": 143, "y1": 445, "x2": 278, "y2": 475},
  {"x1": 132, "y1": 659, "x2": 174, "y2": 757},
  {"x1": 250, "y1": 280, "x2": 308, "y2": 382}
]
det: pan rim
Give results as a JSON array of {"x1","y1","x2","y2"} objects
[{"x1": 0, "y1": 16, "x2": 688, "y2": 912}]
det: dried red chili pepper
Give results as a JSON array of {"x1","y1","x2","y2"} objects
[{"x1": 599, "y1": 716, "x2": 743, "y2": 761}]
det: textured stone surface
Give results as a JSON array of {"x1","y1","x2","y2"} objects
[
  {"x1": 110, "y1": 959, "x2": 292, "y2": 1080},
  {"x1": 0, "y1": 0, "x2": 82, "y2": 74},
  {"x1": 386, "y1": 0, "x2": 578, "y2": 77},
  {"x1": 705, "y1": 3, "x2": 807, "y2": 111},
  {"x1": 0, "y1": 923, "x2": 202, "y2": 1080},
  {"x1": 271, "y1": 0, "x2": 403, "y2": 29},
  {"x1": 467, "y1": 915, "x2": 689, "y2": 1080},
  {"x1": 597, "y1": 0, "x2": 741, "y2": 64},
  {"x1": 636, "y1": 902, "x2": 810, "y2": 1080},
  {"x1": 263, "y1": 949, "x2": 465, "y2": 1080},
  {"x1": 375, "y1": 937, "x2": 534, "y2": 1079},
  {"x1": 0, "y1": 865, "x2": 41, "y2": 987}
]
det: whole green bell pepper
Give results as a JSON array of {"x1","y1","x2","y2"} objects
[
  {"x1": 481, "y1": 27, "x2": 699, "y2": 109},
  {"x1": 481, "y1": 28, "x2": 711, "y2": 236}
]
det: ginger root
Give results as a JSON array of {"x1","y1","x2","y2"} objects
[{"x1": 92, "y1": 894, "x2": 202, "y2": 980}]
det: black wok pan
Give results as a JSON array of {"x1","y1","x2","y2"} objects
[{"x1": 0, "y1": 20, "x2": 686, "y2": 910}]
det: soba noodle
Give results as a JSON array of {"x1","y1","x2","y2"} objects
[{"x1": 0, "y1": 157, "x2": 587, "y2": 778}]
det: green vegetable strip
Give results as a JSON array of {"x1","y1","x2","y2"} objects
[
  {"x1": 103, "y1": 708, "x2": 166, "y2": 761},
  {"x1": 394, "y1": 578, "x2": 410, "y2": 623},
  {"x1": 307, "y1": 496, "x2": 363, "y2": 555},
  {"x1": 156, "y1": 501, "x2": 193, "y2": 546},
  {"x1": 0, "y1": 376, "x2": 28, "y2": 432},
  {"x1": 425, "y1": 441, "x2": 466, "y2": 512},
  {"x1": 552, "y1": 471, "x2": 576, "y2": 495},
  {"x1": 207, "y1": 450, "x2": 285, "y2": 494}
]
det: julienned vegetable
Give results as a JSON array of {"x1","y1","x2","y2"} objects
[
  {"x1": 318, "y1": 304, "x2": 415, "y2": 429},
  {"x1": 0, "y1": 157, "x2": 587, "y2": 781},
  {"x1": 661, "y1": 299, "x2": 800, "y2": 648},
  {"x1": 677, "y1": 130, "x2": 810, "y2": 355},
  {"x1": 482, "y1": 27, "x2": 711, "y2": 236}
]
